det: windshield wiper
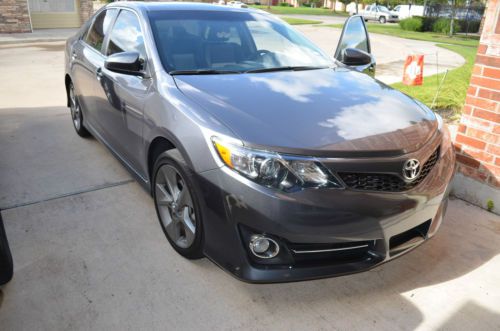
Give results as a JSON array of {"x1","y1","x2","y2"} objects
[
  {"x1": 244, "y1": 66, "x2": 329, "y2": 74},
  {"x1": 169, "y1": 69, "x2": 241, "y2": 76}
]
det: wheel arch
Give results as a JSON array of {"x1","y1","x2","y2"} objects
[{"x1": 146, "y1": 134, "x2": 196, "y2": 193}]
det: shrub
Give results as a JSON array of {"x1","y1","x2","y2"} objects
[
  {"x1": 302, "y1": 3, "x2": 311, "y2": 7},
  {"x1": 399, "y1": 17, "x2": 423, "y2": 31},
  {"x1": 432, "y1": 18, "x2": 461, "y2": 34},
  {"x1": 457, "y1": 19, "x2": 481, "y2": 33},
  {"x1": 416, "y1": 16, "x2": 438, "y2": 32},
  {"x1": 279, "y1": 2, "x2": 291, "y2": 6}
]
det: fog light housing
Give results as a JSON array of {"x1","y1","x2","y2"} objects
[{"x1": 249, "y1": 235, "x2": 280, "y2": 259}]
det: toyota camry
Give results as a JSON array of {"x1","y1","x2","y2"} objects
[{"x1": 64, "y1": 2, "x2": 455, "y2": 282}]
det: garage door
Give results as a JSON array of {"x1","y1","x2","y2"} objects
[{"x1": 28, "y1": 0, "x2": 80, "y2": 28}]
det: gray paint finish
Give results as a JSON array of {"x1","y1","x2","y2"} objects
[{"x1": 62, "y1": 2, "x2": 456, "y2": 282}]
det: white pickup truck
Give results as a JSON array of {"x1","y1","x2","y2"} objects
[{"x1": 352, "y1": 4, "x2": 399, "y2": 24}]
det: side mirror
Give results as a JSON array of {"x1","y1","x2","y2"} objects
[
  {"x1": 334, "y1": 15, "x2": 376, "y2": 76},
  {"x1": 340, "y1": 48, "x2": 372, "y2": 66},
  {"x1": 105, "y1": 51, "x2": 144, "y2": 77}
]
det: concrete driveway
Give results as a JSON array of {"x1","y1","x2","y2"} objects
[{"x1": 0, "y1": 42, "x2": 499, "y2": 330}]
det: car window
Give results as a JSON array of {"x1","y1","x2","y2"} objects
[
  {"x1": 106, "y1": 10, "x2": 146, "y2": 60},
  {"x1": 365, "y1": 5, "x2": 371, "y2": 11},
  {"x1": 246, "y1": 20, "x2": 291, "y2": 51},
  {"x1": 85, "y1": 9, "x2": 118, "y2": 53},
  {"x1": 149, "y1": 10, "x2": 332, "y2": 73},
  {"x1": 336, "y1": 15, "x2": 369, "y2": 55}
]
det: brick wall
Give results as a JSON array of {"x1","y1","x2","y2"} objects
[
  {"x1": 0, "y1": 0, "x2": 32, "y2": 33},
  {"x1": 453, "y1": 0, "x2": 500, "y2": 212},
  {"x1": 79, "y1": 0, "x2": 93, "y2": 25}
]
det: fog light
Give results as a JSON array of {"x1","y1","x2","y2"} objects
[{"x1": 249, "y1": 235, "x2": 280, "y2": 259}]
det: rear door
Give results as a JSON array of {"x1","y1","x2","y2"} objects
[
  {"x1": 74, "y1": 8, "x2": 118, "y2": 134},
  {"x1": 98, "y1": 9, "x2": 152, "y2": 173}
]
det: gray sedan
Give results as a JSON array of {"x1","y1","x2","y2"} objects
[{"x1": 64, "y1": 2, "x2": 455, "y2": 282}]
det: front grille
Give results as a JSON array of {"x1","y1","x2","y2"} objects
[{"x1": 338, "y1": 147, "x2": 440, "y2": 192}]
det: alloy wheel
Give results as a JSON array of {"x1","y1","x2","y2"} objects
[
  {"x1": 69, "y1": 84, "x2": 81, "y2": 130},
  {"x1": 155, "y1": 164, "x2": 197, "y2": 249}
]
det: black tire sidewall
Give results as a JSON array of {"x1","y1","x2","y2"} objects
[
  {"x1": 152, "y1": 151, "x2": 204, "y2": 259},
  {"x1": 0, "y1": 214, "x2": 13, "y2": 285},
  {"x1": 379, "y1": 16, "x2": 386, "y2": 23}
]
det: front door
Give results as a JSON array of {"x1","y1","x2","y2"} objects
[{"x1": 97, "y1": 9, "x2": 152, "y2": 175}]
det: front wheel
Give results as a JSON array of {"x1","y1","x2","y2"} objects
[
  {"x1": 153, "y1": 150, "x2": 204, "y2": 259},
  {"x1": 379, "y1": 16, "x2": 387, "y2": 24},
  {"x1": 69, "y1": 82, "x2": 90, "y2": 137},
  {"x1": 0, "y1": 214, "x2": 13, "y2": 285}
]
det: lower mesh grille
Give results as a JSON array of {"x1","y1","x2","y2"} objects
[{"x1": 339, "y1": 147, "x2": 440, "y2": 192}]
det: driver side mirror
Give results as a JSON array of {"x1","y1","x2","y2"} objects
[
  {"x1": 105, "y1": 51, "x2": 145, "y2": 77},
  {"x1": 334, "y1": 15, "x2": 376, "y2": 77}
]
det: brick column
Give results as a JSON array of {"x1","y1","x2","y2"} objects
[
  {"x1": 79, "y1": 0, "x2": 94, "y2": 25},
  {"x1": 0, "y1": 0, "x2": 32, "y2": 33},
  {"x1": 453, "y1": 0, "x2": 500, "y2": 213}
]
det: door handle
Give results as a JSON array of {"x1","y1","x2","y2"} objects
[{"x1": 96, "y1": 67, "x2": 103, "y2": 81}]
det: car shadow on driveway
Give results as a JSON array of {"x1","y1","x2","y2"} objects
[{"x1": 191, "y1": 197, "x2": 500, "y2": 328}]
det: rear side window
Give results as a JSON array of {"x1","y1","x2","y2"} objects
[
  {"x1": 106, "y1": 10, "x2": 146, "y2": 60},
  {"x1": 85, "y1": 9, "x2": 118, "y2": 53}
]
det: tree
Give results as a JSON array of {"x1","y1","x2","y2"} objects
[
  {"x1": 338, "y1": 0, "x2": 350, "y2": 12},
  {"x1": 331, "y1": 0, "x2": 338, "y2": 12}
]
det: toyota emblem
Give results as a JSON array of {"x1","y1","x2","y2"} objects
[{"x1": 403, "y1": 159, "x2": 421, "y2": 181}]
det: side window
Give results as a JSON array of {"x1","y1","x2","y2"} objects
[
  {"x1": 85, "y1": 9, "x2": 118, "y2": 52},
  {"x1": 365, "y1": 5, "x2": 371, "y2": 11},
  {"x1": 106, "y1": 10, "x2": 146, "y2": 60}
]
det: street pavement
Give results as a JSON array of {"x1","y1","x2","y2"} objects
[{"x1": 0, "y1": 38, "x2": 498, "y2": 330}]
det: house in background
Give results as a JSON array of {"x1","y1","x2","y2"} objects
[{"x1": 0, "y1": 0, "x2": 93, "y2": 33}]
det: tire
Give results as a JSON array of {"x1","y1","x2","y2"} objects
[
  {"x1": 152, "y1": 149, "x2": 204, "y2": 259},
  {"x1": 0, "y1": 214, "x2": 13, "y2": 285},
  {"x1": 68, "y1": 82, "x2": 91, "y2": 138},
  {"x1": 379, "y1": 16, "x2": 387, "y2": 24}
]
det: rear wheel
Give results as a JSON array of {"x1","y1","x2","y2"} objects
[
  {"x1": 69, "y1": 82, "x2": 90, "y2": 137},
  {"x1": 153, "y1": 150, "x2": 204, "y2": 259},
  {"x1": 379, "y1": 16, "x2": 387, "y2": 24}
]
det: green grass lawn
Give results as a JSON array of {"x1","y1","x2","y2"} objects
[
  {"x1": 250, "y1": 5, "x2": 349, "y2": 16},
  {"x1": 324, "y1": 23, "x2": 479, "y2": 47},
  {"x1": 281, "y1": 17, "x2": 322, "y2": 25},
  {"x1": 391, "y1": 44, "x2": 477, "y2": 120}
]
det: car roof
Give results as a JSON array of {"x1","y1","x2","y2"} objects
[{"x1": 107, "y1": 1, "x2": 258, "y2": 13}]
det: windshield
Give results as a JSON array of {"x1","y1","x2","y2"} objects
[{"x1": 148, "y1": 10, "x2": 333, "y2": 74}]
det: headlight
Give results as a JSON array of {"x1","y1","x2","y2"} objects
[{"x1": 212, "y1": 137, "x2": 343, "y2": 191}]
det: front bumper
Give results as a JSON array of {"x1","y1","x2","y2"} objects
[{"x1": 196, "y1": 143, "x2": 455, "y2": 283}]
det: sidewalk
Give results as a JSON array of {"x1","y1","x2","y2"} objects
[{"x1": 0, "y1": 29, "x2": 77, "y2": 45}]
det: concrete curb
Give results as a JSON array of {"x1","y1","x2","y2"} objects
[{"x1": 0, "y1": 38, "x2": 66, "y2": 46}]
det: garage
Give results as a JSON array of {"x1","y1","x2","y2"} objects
[{"x1": 28, "y1": 0, "x2": 80, "y2": 28}]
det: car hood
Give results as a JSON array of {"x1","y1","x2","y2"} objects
[{"x1": 174, "y1": 68, "x2": 437, "y2": 157}]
